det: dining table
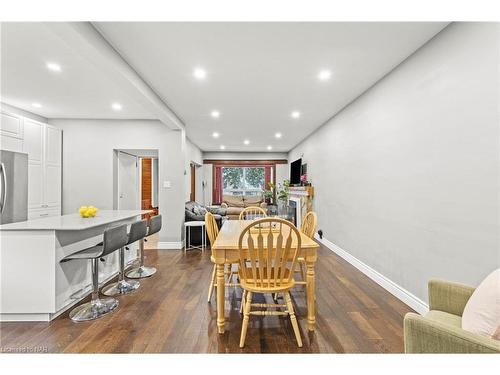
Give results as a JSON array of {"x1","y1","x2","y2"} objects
[{"x1": 211, "y1": 219, "x2": 320, "y2": 334}]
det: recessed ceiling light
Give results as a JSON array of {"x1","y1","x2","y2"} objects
[
  {"x1": 275, "y1": 132, "x2": 282, "y2": 139},
  {"x1": 291, "y1": 111, "x2": 301, "y2": 119},
  {"x1": 211, "y1": 110, "x2": 220, "y2": 118},
  {"x1": 111, "y1": 102, "x2": 122, "y2": 111},
  {"x1": 193, "y1": 67, "x2": 207, "y2": 80},
  {"x1": 318, "y1": 69, "x2": 332, "y2": 81},
  {"x1": 220, "y1": 145, "x2": 226, "y2": 150},
  {"x1": 46, "y1": 62, "x2": 61, "y2": 72},
  {"x1": 32, "y1": 102, "x2": 42, "y2": 108},
  {"x1": 212, "y1": 132, "x2": 220, "y2": 138},
  {"x1": 267, "y1": 145, "x2": 273, "y2": 151},
  {"x1": 243, "y1": 139, "x2": 250, "y2": 145}
]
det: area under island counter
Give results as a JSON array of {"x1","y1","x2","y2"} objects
[{"x1": 0, "y1": 210, "x2": 151, "y2": 322}]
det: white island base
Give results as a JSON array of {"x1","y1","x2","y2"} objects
[{"x1": 0, "y1": 210, "x2": 150, "y2": 322}]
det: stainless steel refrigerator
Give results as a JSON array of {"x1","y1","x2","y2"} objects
[{"x1": 0, "y1": 150, "x2": 28, "y2": 224}]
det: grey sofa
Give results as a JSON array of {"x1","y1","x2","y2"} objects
[{"x1": 185, "y1": 201, "x2": 226, "y2": 246}]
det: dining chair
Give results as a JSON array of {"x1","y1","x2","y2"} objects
[
  {"x1": 205, "y1": 212, "x2": 239, "y2": 302},
  {"x1": 296, "y1": 211, "x2": 317, "y2": 282},
  {"x1": 237, "y1": 217, "x2": 303, "y2": 348},
  {"x1": 239, "y1": 206, "x2": 267, "y2": 220}
]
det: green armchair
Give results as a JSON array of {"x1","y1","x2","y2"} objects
[{"x1": 404, "y1": 279, "x2": 500, "y2": 353}]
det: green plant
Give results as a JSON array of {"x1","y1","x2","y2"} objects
[{"x1": 263, "y1": 179, "x2": 290, "y2": 203}]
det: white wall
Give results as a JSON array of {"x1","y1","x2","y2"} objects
[
  {"x1": 185, "y1": 138, "x2": 203, "y2": 202},
  {"x1": 289, "y1": 23, "x2": 499, "y2": 304},
  {"x1": 49, "y1": 119, "x2": 185, "y2": 244}
]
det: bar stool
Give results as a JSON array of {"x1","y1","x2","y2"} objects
[
  {"x1": 102, "y1": 219, "x2": 148, "y2": 296},
  {"x1": 126, "y1": 214, "x2": 161, "y2": 279},
  {"x1": 60, "y1": 224, "x2": 128, "y2": 322}
]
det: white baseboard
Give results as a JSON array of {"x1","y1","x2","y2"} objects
[
  {"x1": 157, "y1": 241, "x2": 183, "y2": 250},
  {"x1": 315, "y1": 234, "x2": 429, "y2": 315}
]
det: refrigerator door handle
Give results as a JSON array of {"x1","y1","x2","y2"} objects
[{"x1": 0, "y1": 162, "x2": 6, "y2": 214}]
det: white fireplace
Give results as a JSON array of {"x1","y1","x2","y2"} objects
[
  {"x1": 287, "y1": 186, "x2": 314, "y2": 230},
  {"x1": 288, "y1": 196, "x2": 302, "y2": 229}
]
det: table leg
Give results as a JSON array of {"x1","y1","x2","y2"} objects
[
  {"x1": 216, "y1": 263, "x2": 225, "y2": 334},
  {"x1": 306, "y1": 260, "x2": 316, "y2": 331}
]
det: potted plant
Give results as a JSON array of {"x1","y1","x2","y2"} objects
[
  {"x1": 300, "y1": 173, "x2": 311, "y2": 186},
  {"x1": 263, "y1": 179, "x2": 290, "y2": 216}
]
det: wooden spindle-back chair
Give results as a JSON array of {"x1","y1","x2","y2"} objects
[
  {"x1": 295, "y1": 211, "x2": 318, "y2": 284},
  {"x1": 237, "y1": 217, "x2": 303, "y2": 348},
  {"x1": 238, "y1": 206, "x2": 267, "y2": 220},
  {"x1": 205, "y1": 212, "x2": 239, "y2": 302}
]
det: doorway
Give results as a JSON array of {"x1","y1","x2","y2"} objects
[{"x1": 114, "y1": 149, "x2": 159, "y2": 217}]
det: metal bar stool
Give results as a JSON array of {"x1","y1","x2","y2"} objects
[
  {"x1": 60, "y1": 224, "x2": 128, "y2": 322},
  {"x1": 126, "y1": 214, "x2": 161, "y2": 279},
  {"x1": 102, "y1": 219, "x2": 148, "y2": 296}
]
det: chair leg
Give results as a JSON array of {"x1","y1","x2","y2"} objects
[
  {"x1": 102, "y1": 248, "x2": 140, "y2": 296},
  {"x1": 207, "y1": 264, "x2": 217, "y2": 302},
  {"x1": 239, "y1": 291, "x2": 252, "y2": 348},
  {"x1": 226, "y1": 263, "x2": 232, "y2": 283},
  {"x1": 69, "y1": 258, "x2": 119, "y2": 322},
  {"x1": 299, "y1": 261, "x2": 306, "y2": 282},
  {"x1": 126, "y1": 239, "x2": 157, "y2": 279},
  {"x1": 239, "y1": 290, "x2": 247, "y2": 314},
  {"x1": 285, "y1": 292, "x2": 302, "y2": 347}
]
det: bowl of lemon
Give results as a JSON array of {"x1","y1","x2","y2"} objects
[{"x1": 79, "y1": 206, "x2": 98, "y2": 218}]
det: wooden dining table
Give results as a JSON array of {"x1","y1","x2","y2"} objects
[{"x1": 211, "y1": 219, "x2": 320, "y2": 334}]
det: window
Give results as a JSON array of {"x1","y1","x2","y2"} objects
[{"x1": 222, "y1": 167, "x2": 265, "y2": 196}]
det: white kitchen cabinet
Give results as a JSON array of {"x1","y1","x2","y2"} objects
[
  {"x1": 23, "y1": 119, "x2": 44, "y2": 162},
  {"x1": 45, "y1": 125, "x2": 62, "y2": 165},
  {"x1": 0, "y1": 111, "x2": 24, "y2": 153},
  {"x1": 0, "y1": 111, "x2": 23, "y2": 139},
  {"x1": 23, "y1": 120, "x2": 62, "y2": 216},
  {"x1": 27, "y1": 162, "x2": 44, "y2": 209},
  {"x1": 44, "y1": 164, "x2": 62, "y2": 207},
  {"x1": 27, "y1": 207, "x2": 61, "y2": 220}
]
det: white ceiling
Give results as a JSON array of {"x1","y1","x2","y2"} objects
[
  {"x1": 95, "y1": 22, "x2": 448, "y2": 152},
  {"x1": 1, "y1": 22, "x2": 448, "y2": 152},
  {"x1": 1, "y1": 22, "x2": 155, "y2": 119}
]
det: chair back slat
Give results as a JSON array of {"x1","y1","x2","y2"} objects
[
  {"x1": 274, "y1": 228, "x2": 284, "y2": 286},
  {"x1": 238, "y1": 218, "x2": 301, "y2": 290},
  {"x1": 301, "y1": 211, "x2": 317, "y2": 239},
  {"x1": 266, "y1": 229, "x2": 273, "y2": 287},
  {"x1": 204, "y1": 212, "x2": 219, "y2": 247},
  {"x1": 239, "y1": 206, "x2": 267, "y2": 220}
]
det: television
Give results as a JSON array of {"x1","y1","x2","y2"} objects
[{"x1": 290, "y1": 158, "x2": 302, "y2": 186}]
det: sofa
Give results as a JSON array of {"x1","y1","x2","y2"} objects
[
  {"x1": 185, "y1": 201, "x2": 226, "y2": 246},
  {"x1": 220, "y1": 194, "x2": 267, "y2": 220},
  {"x1": 404, "y1": 279, "x2": 500, "y2": 353}
]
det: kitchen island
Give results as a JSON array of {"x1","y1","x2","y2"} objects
[{"x1": 0, "y1": 210, "x2": 150, "y2": 322}]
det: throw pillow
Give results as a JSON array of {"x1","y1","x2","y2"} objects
[{"x1": 462, "y1": 268, "x2": 500, "y2": 340}]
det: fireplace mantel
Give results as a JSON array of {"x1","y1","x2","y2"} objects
[{"x1": 288, "y1": 186, "x2": 314, "y2": 197}]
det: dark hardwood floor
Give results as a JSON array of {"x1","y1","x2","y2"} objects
[{"x1": 0, "y1": 244, "x2": 413, "y2": 353}]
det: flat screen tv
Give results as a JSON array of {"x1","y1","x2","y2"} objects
[{"x1": 290, "y1": 158, "x2": 302, "y2": 185}]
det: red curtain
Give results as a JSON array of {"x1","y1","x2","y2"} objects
[
  {"x1": 213, "y1": 166, "x2": 223, "y2": 204},
  {"x1": 264, "y1": 166, "x2": 271, "y2": 190}
]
